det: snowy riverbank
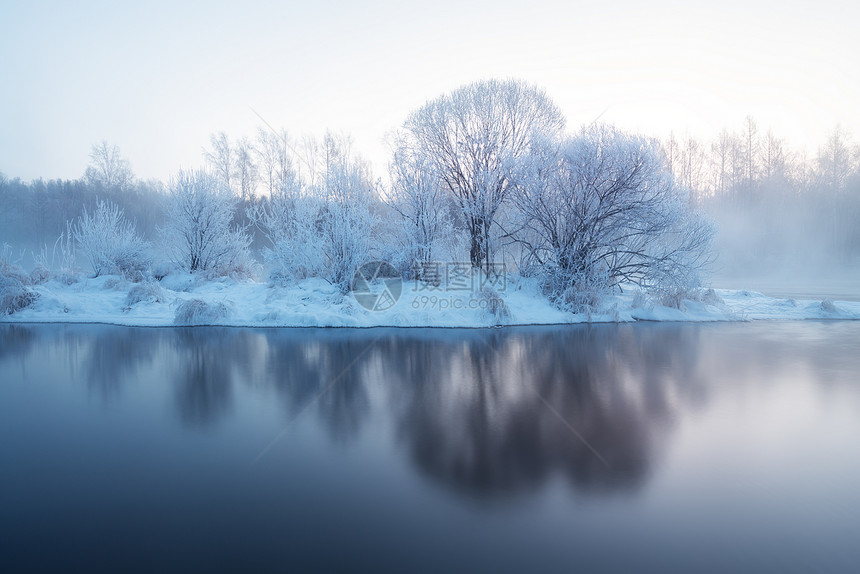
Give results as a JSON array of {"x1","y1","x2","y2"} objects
[{"x1": 3, "y1": 273, "x2": 860, "y2": 328}]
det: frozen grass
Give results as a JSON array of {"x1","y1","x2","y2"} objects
[
  {"x1": 479, "y1": 285, "x2": 511, "y2": 324},
  {"x1": 29, "y1": 264, "x2": 53, "y2": 286},
  {"x1": 1, "y1": 275, "x2": 37, "y2": 315},
  {"x1": 1, "y1": 249, "x2": 39, "y2": 315},
  {"x1": 125, "y1": 282, "x2": 166, "y2": 307},
  {"x1": 174, "y1": 298, "x2": 232, "y2": 326}
]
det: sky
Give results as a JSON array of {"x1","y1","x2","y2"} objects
[{"x1": 1, "y1": 0, "x2": 858, "y2": 183}]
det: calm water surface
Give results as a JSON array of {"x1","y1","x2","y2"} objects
[{"x1": 1, "y1": 322, "x2": 859, "y2": 572}]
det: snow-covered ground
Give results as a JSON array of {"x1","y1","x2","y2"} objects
[{"x1": 3, "y1": 273, "x2": 860, "y2": 327}]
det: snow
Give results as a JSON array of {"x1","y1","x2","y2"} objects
[{"x1": 3, "y1": 274, "x2": 859, "y2": 328}]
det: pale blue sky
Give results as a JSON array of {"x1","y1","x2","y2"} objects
[{"x1": 2, "y1": 0, "x2": 858, "y2": 181}]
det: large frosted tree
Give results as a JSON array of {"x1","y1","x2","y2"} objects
[
  {"x1": 399, "y1": 79, "x2": 565, "y2": 272},
  {"x1": 512, "y1": 124, "x2": 714, "y2": 309}
]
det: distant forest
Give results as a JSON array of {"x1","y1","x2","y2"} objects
[{"x1": 666, "y1": 119, "x2": 860, "y2": 277}]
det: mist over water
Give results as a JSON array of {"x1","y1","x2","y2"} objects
[
  {"x1": 705, "y1": 180, "x2": 860, "y2": 300},
  {"x1": 664, "y1": 122, "x2": 860, "y2": 299}
]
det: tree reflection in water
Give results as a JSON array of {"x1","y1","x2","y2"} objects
[
  {"x1": 260, "y1": 331, "x2": 373, "y2": 443},
  {"x1": 371, "y1": 325, "x2": 704, "y2": 498},
  {"x1": 245, "y1": 325, "x2": 707, "y2": 497},
  {"x1": 0, "y1": 323, "x2": 715, "y2": 497},
  {"x1": 170, "y1": 328, "x2": 239, "y2": 427}
]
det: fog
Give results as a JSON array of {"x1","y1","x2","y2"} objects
[{"x1": 678, "y1": 123, "x2": 860, "y2": 300}]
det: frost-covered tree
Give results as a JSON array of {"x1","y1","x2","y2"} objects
[
  {"x1": 314, "y1": 133, "x2": 378, "y2": 291},
  {"x1": 73, "y1": 200, "x2": 149, "y2": 279},
  {"x1": 85, "y1": 141, "x2": 134, "y2": 192},
  {"x1": 163, "y1": 170, "x2": 252, "y2": 276},
  {"x1": 679, "y1": 135, "x2": 705, "y2": 198},
  {"x1": 817, "y1": 125, "x2": 856, "y2": 193},
  {"x1": 255, "y1": 127, "x2": 295, "y2": 196},
  {"x1": 512, "y1": 124, "x2": 713, "y2": 310},
  {"x1": 763, "y1": 130, "x2": 787, "y2": 181},
  {"x1": 203, "y1": 132, "x2": 235, "y2": 194},
  {"x1": 709, "y1": 130, "x2": 733, "y2": 198},
  {"x1": 742, "y1": 115, "x2": 759, "y2": 193},
  {"x1": 383, "y1": 138, "x2": 457, "y2": 278},
  {"x1": 320, "y1": 156, "x2": 378, "y2": 291},
  {"x1": 400, "y1": 79, "x2": 565, "y2": 272},
  {"x1": 234, "y1": 137, "x2": 258, "y2": 201}
]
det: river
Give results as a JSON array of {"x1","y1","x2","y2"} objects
[{"x1": 1, "y1": 322, "x2": 859, "y2": 572}]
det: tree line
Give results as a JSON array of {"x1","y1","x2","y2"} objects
[{"x1": 3, "y1": 79, "x2": 859, "y2": 311}]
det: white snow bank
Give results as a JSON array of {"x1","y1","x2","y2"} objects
[{"x1": 2, "y1": 274, "x2": 859, "y2": 328}]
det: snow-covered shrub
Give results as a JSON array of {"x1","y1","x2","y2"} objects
[
  {"x1": 252, "y1": 134, "x2": 378, "y2": 293},
  {"x1": 125, "y1": 282, "x2": 166, "y2": 307},
  {"x1": 102, "y1": 276, "x2": 124, "y2": 290},
  {"x1": 56, "y1": 272, "x2": 80, "y2": 286},
  {"x1": 162, "y1": 170, "x2": 253, "y2": 278},
  {"x1": 0, "y1": 260, "x2": 32, "y2": 285},
  {"x1": 29, "y1": 264, "x2": 52, "y2": 285},
  {"x1": 321, "y1": 186, "x2": 377, "y2": 293},
  {"x1": 74, "y1": 200, "x2": 150, "y2": 280},
  {"x1": 0, "y1": 246, "x2": 30, "y2": 286},
  {"x1": 479, "y1": 285, "x2": 511, "y2": 323},
  {"x1": 632, "y1": 285, "x2": 724, "y2": 311},
  {"x1": 0, "y1": 274, "x2": 37, "y2": 315},
  {"x1": 631, "y1": 289, "x2": 648, "y2": 310},
  {"x1": 698, "y1": 288, "x2": 724, "y2": 307},
  {"x1": 160, "y1": 271, "x2": 198, "y2": 293},
  {"x1": 1, "y1": 245, "x2": 35, "y2": 315},
  {"x1": 655, "y1": 288, "x2": 686, "y2": 310},
  {"x1": 214, "y1": 229, "x2": 257, "y2": 280},
  {"x1": 251, "y1": 191, "x2": 325, "y2": 284},
  {"x1": 174, "y1": 299, "x2": 232, "y2": 326},
  {"x1": 535, "y1": 264, "x2": 609, "y2": 313},
  {"x1": 152, "y1": 261, "x2": 174, "y2": 281},
  {"x1": 651, "y1": 285, "x2": 727, "y2": 310}
]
